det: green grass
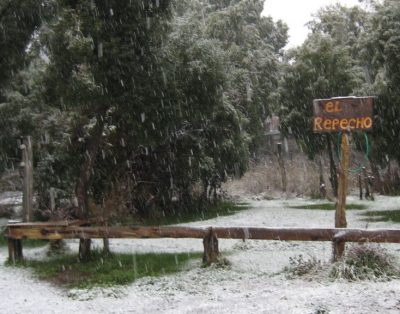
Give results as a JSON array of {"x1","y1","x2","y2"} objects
[
  {"x1": 289, "y1": 203, "x2": 367, "y2": 210},
  {"x1": 7, "y1": 250, "x2": 202, "y2": 288},
  {"x1": 361, "y1": 210, "x2": 400, "y2": 223},
  {"x1": 137, "y1": 201, "x2": 250, "y2": 226}
]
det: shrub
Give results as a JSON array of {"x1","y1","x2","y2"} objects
[
  {"x1": 284, "y1": 254, "x2": 322, "y2": 278},
  {"x1": 331, "y1": 244, "x2": 400, "y2": 281}
]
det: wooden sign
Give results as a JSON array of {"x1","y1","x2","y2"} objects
[{"x1": 313, "y1": 97, "x2": 373, "y2": 133}]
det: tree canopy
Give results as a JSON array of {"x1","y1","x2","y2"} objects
[{"x1": 3, "y1": 0, "x2": 400, "y2": 222}]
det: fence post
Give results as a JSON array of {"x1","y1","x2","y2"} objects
[
  {"x1": 21, "y1": 136, "x2": 33, "y2": 222},
  {"x1": 203, "y1": 228, "x2": 219, "y2": 265},
  {"x1": 362, "y1": 167, "x2": 371, "y2": 199},
  {"x1": 7, "y1": 221, "x2": 23, "y2": 262}
]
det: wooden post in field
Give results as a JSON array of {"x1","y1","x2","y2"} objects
[
  {"x1": 7, "y1": 221, "x2": 23, "y2": 262},
  {"x1": 203, "y1": 228, "x2": 219, "y2": 265},
  {"x1": 21, "y1": 136, "x2": 33, "y2": 222},
  {"x1": 333, "y1": 132, "x2": 349, "y2": 260},
  {"x1": 277, "y1": 142, "x2": 287, "y2": 192},
  {"x1": 362, "y1": 167, "x2": 370, "y2": 199}
]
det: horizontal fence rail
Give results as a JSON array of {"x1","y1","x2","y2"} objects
[{"x1": 5, "y1": 224, "x2": 400, "y2": 243}]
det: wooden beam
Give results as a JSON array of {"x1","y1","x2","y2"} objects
[
  {"x1": 5, "y1": 225, "x2": 400, "y2": 243},
  {"x1": 7, "y1": 219, "x2": 94, "y2": 228},
  {"x1": 334, "y1": 132, "x2": 349, "y2": 260}
]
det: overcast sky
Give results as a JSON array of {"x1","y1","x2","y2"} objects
[{"x1": 262, "y1": 0, "x2": 363, "y2": 48}]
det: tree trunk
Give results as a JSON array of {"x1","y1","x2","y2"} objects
[
  {"x1": 326, "y1": 136, "x2": 338, "y2": 197},
  {"x1": 318, "y1": 154, "x2": 326, "y2": 198},
  {"x1": 21, "y1": 136, "x2": 33, "y2": 222},
  {"x1": 369, "y1": 157, "x2": 383, "y2": 194},
  {"x1": 277, "y1": 143, "x2": 287, "y2": 192},
  {"x1": 75, "y1": 116, "x2": 105, "y2": 260}
]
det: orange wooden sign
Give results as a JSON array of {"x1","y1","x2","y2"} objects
[{"x1": 313, "y1": 97, "x2": 373, "y2": 133}]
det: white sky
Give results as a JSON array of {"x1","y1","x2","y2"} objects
[{"x1": 262, "y1": 0, "x2": 363, "y2": 48}]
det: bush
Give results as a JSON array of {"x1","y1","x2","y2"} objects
[
  {"x1": 284, "y1": 254, "x2": 322, "y2": 278},
  {"x1": 331, "y1": 244, "x2": 400, "y2": 281}
]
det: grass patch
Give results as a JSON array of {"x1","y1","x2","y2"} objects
[
  {"x1": 6, "y1": 250, "x2": 202, "y2": 289},
  {"x1": 137, "y1": 201, "x2": 250, "y2": 226},
  {"x1": 361, "y1": 210, "x2": 400, "y2": 223},
  {"x1": 289, "y1": 203, "x2": 366, "y2": 210}
]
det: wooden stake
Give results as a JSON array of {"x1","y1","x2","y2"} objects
[
  {"x1": 203, "y1": 228, "x2": 219, "y2": 265},
  {"x1": 333, "y1": 132, "x2": 349, "y2": 261},
  {"x1": 21, "y1": 136, "x2": 33, "y2": 222},
  {"x1": 8, "y1": 239, "x2": 23, "y2": 262},
  {"x1": 362, "y1": 167, "x2": 370, "y2": 199}
]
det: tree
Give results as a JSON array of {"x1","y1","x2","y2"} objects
[
  {"x1": 205, "y1": 0, "x2": 288, "y2": 152},
  {"x1": 279, "y1": 33, "x2": 364, "y2": 195},
  {"x1": 0, "y1": 0, "x2": 54, "y2": 172}
]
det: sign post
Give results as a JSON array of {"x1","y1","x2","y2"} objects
[
  {"x1": 313, "y1": 96, "x2": 373, "y2": 261},
  {"x1": 334, "y1": 131, "x2": 349, "y2": 259}
]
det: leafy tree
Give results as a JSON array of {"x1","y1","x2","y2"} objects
[
  {"x1": 356, "y1": 0, "x2": 400, "y2": 192},
  {"x1": 279, "y1": 33, "x2": 364, "y2": 195},
  {"x1": 0, "y1": 0, "x2": 54, "y2": 172},
  {"x1": 205, "y1": 0, "x2": 288, "y2": 151}
]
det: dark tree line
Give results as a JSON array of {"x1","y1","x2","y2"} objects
[
  {"x1": 2, "y1": 0, "x2": 400, "y2": 236},
  {"x1": 0, "y1": 0, "x2": 286, "y2": 228}
]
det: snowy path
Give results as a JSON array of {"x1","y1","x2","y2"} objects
[{"x1": 1, "y1": 195, "x2": 400, "y2": 314}]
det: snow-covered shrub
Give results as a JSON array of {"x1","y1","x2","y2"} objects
[
  {"x1": 331, "y1": 244, "x2": 400, "y2": 281},
  {"x1": 284, "y1": 254, "x2": 322, "y2": 278}
]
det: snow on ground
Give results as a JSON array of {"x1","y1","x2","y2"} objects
[
  {"x1": 0, "y1": 191, "x2": 22, "y2": 206},
  {"x1": 1, "y1": 194, "x2": 400, "y2": 313}
]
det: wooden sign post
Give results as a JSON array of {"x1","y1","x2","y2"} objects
[
  {"x1": 334, "y1": 132, "x2": 349, "y2": 259},
  {"x1": 313, "y1": 97, "x2": 373, "y2": 261}
]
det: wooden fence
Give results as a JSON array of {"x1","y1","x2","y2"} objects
[{"x1": 5, "y1": 221, "x2": 400, "y2": 264}]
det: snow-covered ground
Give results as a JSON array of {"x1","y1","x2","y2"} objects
[{"x1": 1, "y1": 195, "x2": 400, "y2": 314}]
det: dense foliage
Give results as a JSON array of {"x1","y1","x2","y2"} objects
[
  {"x1": 3, "y1": 0, "x2": 400, "y2": 223},
  {"x1": 0, "y1": 0, "x2": 286, "y2": 220},
  {"x1": 278, "y1": 0, "x2": 400, "y2": 194}
]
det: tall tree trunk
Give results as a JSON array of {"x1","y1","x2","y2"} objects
[
  {"x1": 326, "y1": 136, "x2": 338, "y2": 197},
  {"x1": 369, "y1": 157, "x2": 383, "y2": 194},
  {"x1": 318, "y1": 154, "x2": 326, "y2": 198},
  {"x1": 75, "y1": 116, "x2": 105, "y2": 260}
]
